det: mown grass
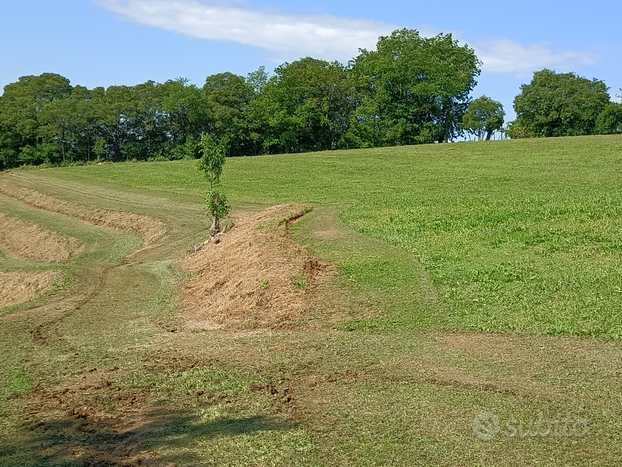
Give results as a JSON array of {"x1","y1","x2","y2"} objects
[
  {"x1": 2, "y1": 135, "x2": 622, "y2": 466},
  {"x1": 0, "y1": 179, "x2": 192, "y2": 466},
  {"x1": 44, "y1": 134, "x2": 622, "y2": 337}
]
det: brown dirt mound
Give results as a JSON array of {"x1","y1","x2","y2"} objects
[
  {"x1": 0, "y1": 212, "x2": 84, "y2": 263},
  {"x1": 0, "y1": 271, "x2": 61, "y2": 308},
  {"x1": 0, "y1": 181, "x2": 165, "y2": 246},
  {"x1": 182, "y1": 204, "x2": 335, "y2": 329}
]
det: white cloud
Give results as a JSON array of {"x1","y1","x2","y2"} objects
[
  {"x1": 95, "y1": 0, "x2": 397, "y2": 62},
  {"x1": 96, "y1": 0, "x2": 599, "y2": 74},
  {"x1": 475, "y1": 38, "x2": 598, "y2": 76}
]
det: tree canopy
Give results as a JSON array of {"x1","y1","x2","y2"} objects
[
  {"x1": 595, "y1": 102, "x2": 622, "y2": 135},
  {"x1": 0, "y1": 29, "x2": 493, "y2": 170},
  {"x1": 351, "y1": 29, "x2": 481, "y2": 146},
  {"x1": 510, "y1": 69, "x2": 611, "y2": 138},
  {"x1": 461, "y1": 96, "x2": 505, "y2": 141},
  {"x1": 252, "y1": 57, "x2": 356, "y2": 154}
]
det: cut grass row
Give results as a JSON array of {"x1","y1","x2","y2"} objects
[{"x1": 0, "y1": 181, "x2": 189, "y2": 466}]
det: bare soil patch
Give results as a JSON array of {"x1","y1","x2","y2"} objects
[
  {"x1": 181, "y1": 204, "x2": 335, "y2": 330},
  {"x1": 0, "y1": 271, "x2": 61, "y2": 308},
  {"x1": 0, "y1": 181, "x2": 165, "y2": 246},
  {"x1": 0, "y1": 212, "x2": 84, "y2": 263},
  {"x1": 26, "y1": 367, "x2": 175, "y2": 467}
]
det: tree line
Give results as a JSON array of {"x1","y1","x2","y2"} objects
[
  {"x1": 457, "y1": 70, "x2": 622, "y2": 141},
  {"x1": 0, "y1": 29, "x2": 481, "y2": 170},
  {"x1": 1, "y1": 28, "x2": 620, "y2": 171}
]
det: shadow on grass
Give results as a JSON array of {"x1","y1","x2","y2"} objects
[{"x1": 5, "y1": 409, "x2": 293, "y2": 467}]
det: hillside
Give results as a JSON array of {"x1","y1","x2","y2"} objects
[
  {"x1": 2, "y1": 135, "x2": 622, "y2": 465},
  {"x1": 51, "y1": 134, "x2": 622, "y2": 336}
]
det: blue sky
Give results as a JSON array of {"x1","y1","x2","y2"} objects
[{"x1": 1, "y1": 0, "x2": 621, "y2": 122}]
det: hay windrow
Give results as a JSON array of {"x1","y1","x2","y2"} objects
[
  {"x1": 0, "y1": 181, "x2": 165, "y2": 246},
  {"x1": 0, "y1": 213, "x2": 84, "y2": 263},
  {"x1": 0, "y1": 271, "x2": 61, "y2": 309},
  {"x1": 181, "y1": 204, "x2": 334, "y2": 329}
]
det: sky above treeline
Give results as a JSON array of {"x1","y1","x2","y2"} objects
[{"x1": 1, "y1": 0, "x2": 621, "y2": 121}]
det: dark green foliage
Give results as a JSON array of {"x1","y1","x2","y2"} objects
[
  {"x1": 0, "y1": 75, "x2": 209, "y2": 166},
  {"x1": 170, "y1": 135, "x2": 201, "y2": 160},
  {"x1": 351, "y1": 29, "x2": 481, "y2": 146},
  {"x1": 203, "y1": 72, "x2": 254, "y2": 157},
  {"x1": 5, "y1": 31, "x2": 619, "y2": 170},
  {"x1": 93, "y1": 138, "x2": 107, "y2": 161},
  {"x1": 595, "y1": 102, "x2": 622, "y2": 134},
  {"x1": 252, "y1": 57, "x2": 356, "y2": 154},
  {"x1": 0, "y1": 140, "x2": 17, "y2": 171},
  {"x1": 511, "y1": 69, "x2": 611, "y2": 138},
  {"x1": 162, "y1": 79, "x2": 210, "y2": 146},
  {"x1": 461, "y1": 96, "x2": 505, "y2": 140},
  {"x1": 18, "y1": 143, "x2": 61, "y2": 166},
  {"x1": 0, "y1": 29, "x2": 489, "y2": 170},
  {"x1": 0, "y1": 73, "x2": 72, "y2": 164}
]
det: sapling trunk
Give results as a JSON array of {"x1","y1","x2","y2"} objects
[
  {"x1": 210, "y1": 194, "x2": 220, "y2": 237},
  {"x1": 210, "y1": 213, "x2": 219, "y2": 237}
]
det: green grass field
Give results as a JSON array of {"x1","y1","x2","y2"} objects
[
  {"x1": 49, "y1": 134, "x2": 622, "y2": 337},
  {"x1": 2, "y1": 134, "x2": 622, "y2": 465}
]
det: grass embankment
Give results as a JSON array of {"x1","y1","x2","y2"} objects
[{"x1": 0, "y1": 135, "x2": 621, "y2": 466}]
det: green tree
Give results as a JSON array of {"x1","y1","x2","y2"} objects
[
  {"x1": 247, "y1": 66, "x2": 270, "y2": 95},
  {"x1": 203, "y1": 72, "x2": 253, "y2": 156},
  {"x1": 512, "y1": 69, "x2": 610, "y2": 137},
  {"x1": 461, "y1": 96, "x2": 505, "y2": 140},
  {"x1": 252, "y1": 57, "x2": 356, "y2": 154},
  {"x1": 18, "y1": 142, "x2": 61, "y2": 166},
  {"x1": 506, "y1": 120, "x2": 534, "y2": 139},
  {"x1": 129, "y1": 81, "x2": 169, "y2": 159},
  {"x1": 595, "y1": 102, "x2": 622, "y2": 134},
  {"x1": 93, "y1": 138, "x2": 107, "y2": 161},
  {"x1": 0, "y1": 133, "x2": 18, "y2": 170},
  {"x1": 68, "y1": 86, "x2": 101, "y2": 162},
  {"x1": 351, "y1": 29, "x2": 481, "y2": 146},
  {"x1": 94, "y1": 85, "x2": 137, "y2": 161},
  {"x1": 198, "y1": 134, "x2": 229, "y2": 237},
  {"x1": 38, "y1": 88, "x2": 83, "y2": 163},
  {"x1": 162, "y1": 78, "x2": 209, "y2": 147},
  {"x1": 0, "y1": 73, "x2": 73, "y2": 165},
  {"x1": 169, "y1": 135, "x2": 201, "y2": 160}
]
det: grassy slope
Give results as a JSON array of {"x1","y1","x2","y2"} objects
[
  {"x1": 48, "y1": 134, "x2": 622, "y2": 337},
  {"x1": 1, "y1": 135, "x2": 622, "y2": 466}
]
